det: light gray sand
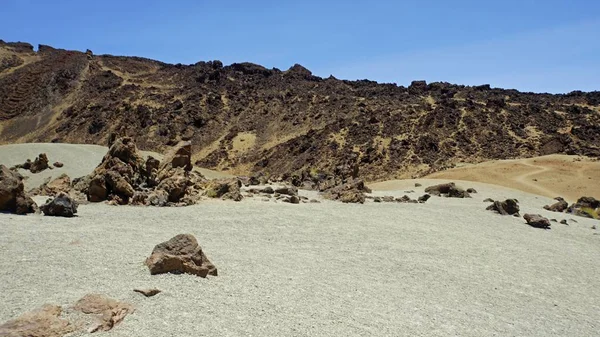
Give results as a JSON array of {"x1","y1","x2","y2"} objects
[
  {"x1": 1, "y1": 184, "x2": 599, "y2": 336},
  {"x1": 0, "y1": 143, "x2": 231, "y2": 190},
  {"x1": 1, "y1": 144, "x2": 599, "y2": 336}
]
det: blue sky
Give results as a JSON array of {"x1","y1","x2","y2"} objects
[{"x1": 1, "y1": 0, "x2": 598, "y2": 93}]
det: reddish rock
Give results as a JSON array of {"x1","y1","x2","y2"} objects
[
  {"x1": 0, "y1": 305, "x2": 75, "y2": 337},
  {"x1": 73, "y1": 294, "x2": 134, "y2": 333},
  {"x1": 145, "y1": 234, "x2": 217, "y2": 277}
]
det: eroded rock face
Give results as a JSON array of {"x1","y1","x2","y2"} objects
[
  {"x1": 159, "y1": 141, "x2": 192, "y2": 172},
  {"x1": 0, "y1": 304, "x2": 75, "y2": 337},
  {"x1": 40, "y1": 192, "x2": 78, "y2": 217},
  {"x1": 424, "y1": 183, "x2": 470, "y2": 198},
  {"x1": 0, "y1": 165, "x2": 37, "y2": 215},
  {"x1": 523, "y1": 214, "x2": 551, "y2": 229},
  {"x1": 544, "y1": 197, "x2": 569, "y2": 212},
  {"x1": 145, "y1": 234, "x2": 218, "y2": 277},
  {"x1": 486, "y1": 199, "x2": 520, "y2": 215},
  {"x1": 73, "y1": 294, "x2": 134, "y2": 333}
]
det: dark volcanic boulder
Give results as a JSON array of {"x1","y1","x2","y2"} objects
[
  {"x1": 418, "y1": 194, "x2": 431, "y2": 203},
  {"x1": 40, "y1": 192, "x2": 78, "y2": 217},
  {"x1": 523, "y1": 214, "x2": 551, "y2": 229},
  {"x1": 29, "y1": 153, "x2": 50, "y2": 173},
  {"x1": 543, "y1": 197, "x2": 569, "y2": 212},
  {"x1": 486, "y1": 199, "x2": 520, "y2": 215},
  {"x1": 424, "y1": 182, "x2": 470, "y2": 198},
  {"x1": 0, "y1": 165, "x2": 37, "y2": 215},
  {"x1": 274, "y1": 186, "x2": 298, "y2": 196},
  {"x1": 145, "y1": 234, "x2": 217, "y2": 277}
]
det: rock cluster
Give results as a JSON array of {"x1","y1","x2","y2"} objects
[
  {"x1": 72, "y1": 137, "x2": 216, "y2": 206},
  {"x1": 544, "y1": 196, "x2": 599, "y2": 219},
  {"x1": 373, "y1": 194, "x2": 430, "y2": 203},
  {"x1": 486, "y1": 199, "x2": 520, "y2": 216},
  {"x1": 424, "y1": 182, "x2": 471, "y2": 198},
  {"x1": 11, "y1": 153, "x2": 50, "y2": 173},
  {"x1": 145, "y1": 234, "x2": 218, "y2": 277},
  {"x1": 0, "y1": 165, "x2": 37, "y2": 215}
]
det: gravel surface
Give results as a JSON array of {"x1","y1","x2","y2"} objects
[{"x1": 1, "y1": 184, "x2": 599, "y2": 336}]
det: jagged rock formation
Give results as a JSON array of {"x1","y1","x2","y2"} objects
[
  {"x1": 145, "y1": 234, "x2": 218, "y2": 277},
  {"x1": 0, "y1": 164, "x2": 37, "y2": 214},
  {"x1": 1, "y1": 40, "x2": 599, "y2": 181}
]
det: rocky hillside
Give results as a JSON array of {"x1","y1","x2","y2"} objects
[{"x1": 1, "y1": 40, "x2": 599, "y2": 181}]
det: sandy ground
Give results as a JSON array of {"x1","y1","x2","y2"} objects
[
  {"x1": 0, "y1": 143, "x2": 232, "y2": 190},
  {"x1": 423, "y1": 155, "x2": 600, "y2": 202},
  {"x1": 1, "y1": 144, "x2": 600, "y2": 336}
]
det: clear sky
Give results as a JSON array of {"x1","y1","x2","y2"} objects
[{"x1": 2, "y1": 0, "x2": 599, "y2": 93}]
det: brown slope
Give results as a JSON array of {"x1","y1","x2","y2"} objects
[{"x1": 0, "y1": 41, "x2": 599, "y2": 181}]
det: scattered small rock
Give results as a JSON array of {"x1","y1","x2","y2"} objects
[
  {"x1": 373, "y1": 197, "x2": 382, "y2": 203},
  {"x1": 414, "y1": 183, "x2": 422, "y2": 187},
  {"x1": 274, "y1": 186, "x2": 298, "y2": 196},
  {"x1": 309, "y1": 199, "x2": 320, "y2": 203},
  {"x1": 560, "y1": 219, "x2": 568, "y2": 225},
  {"x1": 133, "y1": 288, "x2": 161, "y2": 297},
  {"x1": 523, "y1": 214, "x2": 551, "y2": 229},
  {"x1": 418, "y1": 194, "x2": 431, "y2": 203},
  {"x1": 53, "y1": 162, "x2": 64, "y2": 168},
  {"x1": 483, "y1": 198, "x2": 494, "y2": 202},
  {"x1": 261, "y1": 186, "x2": 274, "y2": 194},
  {"x1": 466, "y1": 188, "x2": 477, "y2": 193}
]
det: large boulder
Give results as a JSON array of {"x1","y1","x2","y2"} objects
[
  {"x1": 544, "y1": 197, "x2": 569, "y2": 212},
  {"x1": 486, "y1": 199, "x2": 520, "y2": 215},
  {"x1": 145, "y1": 234, "x2": 218, "y2": 277},
  {"x1": 0, "y1": 165, "x2": 37, "y2": 215},
  {"x1": 424, "y1": 182, "x2": 470, "y2": 198},
  {"x1": 40, "y1": 192, "x2": 78, "y2": 217},
  {"x1": 0, "y1": 305, "x2": 75, "y2": 337},
  {"x1": 157, "y1": 169, "x2": 189, "y2": 202},
  {"x1": 523, "y1": 214, "x2": 551, "y2": 229},
  {"x1": 566, "y1": 196, "x2": 600, "y2": 219}
]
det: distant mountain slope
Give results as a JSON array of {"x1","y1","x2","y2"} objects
[{"x1": 1, "y1": 40, "x2": 599, "y2": 180}]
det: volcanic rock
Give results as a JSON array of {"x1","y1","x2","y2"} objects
[
  {"x1": 40, "y1": 192, "x2": 78, "y2": 217},
  {"x1": 53, "y1": 161, "x2": 64, "y2": 168},
  {"x1": 274, "y1": 186, "x2": 298, "y2": 196},
  {"x1": 418, "y1": 194, "x2": 431, "y2": 203},
  {"x1": 486, "y1": 199, "x2": 520, "y2": 215},
  {"x1": 0, "y1": 165, "x2": 37, "y2": 215},
  {"x1": 145, "y1": 234, "x2": 217, "y2": 277},
  {"x1": 567, "y1": 196, "x2": 600, "y2": 219},
  {"x1": 424, "y1": 182, "x2": 470, "y2": 198},
  {"x1": 12, "y1": 153, "x2": 51, "y2": 173},
  {"x1": 133, "y1": 288, "x2": 161, "y2": 297},
  {"x1": 30, "y1": 173, "x2": 71, "y2": 196},
  {"x1": 322, "y1": 178, "x2": 370, "y2": 203},
  {"x1": 159, "y1": 141, "x2": 192, "y2": 172},
  {"x1": 466, "y1": 188, "x2": 478, "y2": 193},
  {"x1": 203, "y1": 178, "x2": 243, "y2": 201},
  {"x1": 73, "y1": 294, "x2": 134, "y2": 333},
  {"x1": 544, "y1": 197, "x2": 569, "y2": 212},
  {"x1": 523, "y1": 214, "x2": 551, "y2": 229},
  {"x1": 0, "y1": 304, "x2": 75, "y2": 337}
]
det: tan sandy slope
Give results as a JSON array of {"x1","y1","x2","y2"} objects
[{"x1": 419, "y1": 155, "x2": 600, "y2": 202}]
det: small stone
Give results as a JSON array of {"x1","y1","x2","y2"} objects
[{"x1": 133, "y1": 288, "x2": 161, "y2": 297}]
